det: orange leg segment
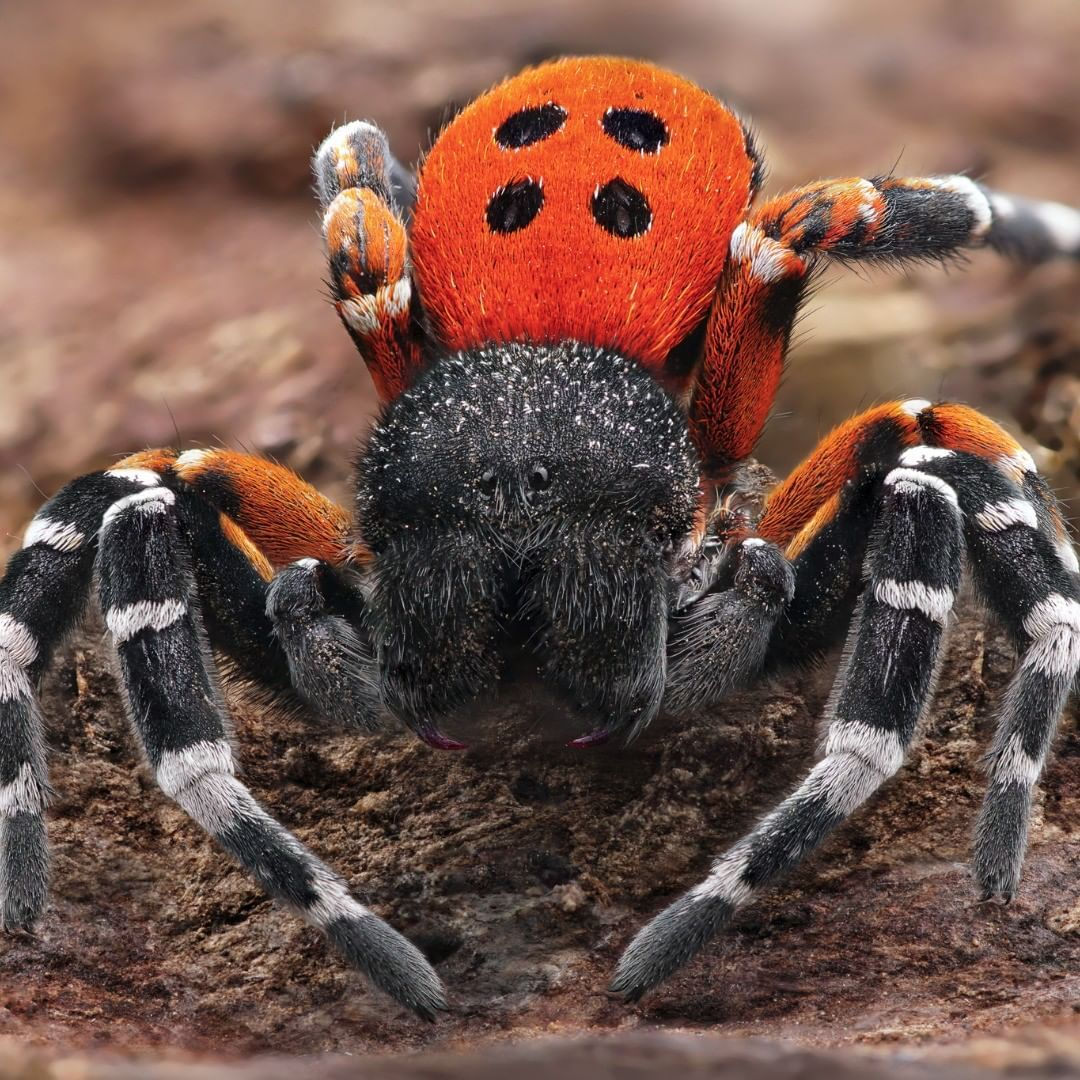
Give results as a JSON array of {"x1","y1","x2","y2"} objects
[
  {"x1": 315, "y1": 122, "x2": 423, "y2": 402},
  {"x1": 115, "y1": 447, "x2": 354, "y2": 573},
  {"x1": 688, "y1": 173, "x2": 1047, "y2": 474},
  {"x1": 756, "y1": 400, "x2": 1058, "y2": 558}
]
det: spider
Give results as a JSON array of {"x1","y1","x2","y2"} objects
[{"x1": 2, "y1": 56, "x2": 1079, "y2": 1021}]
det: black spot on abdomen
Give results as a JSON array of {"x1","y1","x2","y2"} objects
[
  {"x1": 487, "y1": 179, "x2": 545, "y2": 233},
  {"x1": 592, "y1": 178, "x2": 652, "y2": 238},
  {"x1": 495, "y1": 103, "x2": 567, "y2": 149},
  {"x1": 602, "y1": 108, "x2": 669, "y2": 154}
]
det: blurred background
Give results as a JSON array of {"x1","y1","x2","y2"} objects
[{"x1": 1, "y1": 0, "x2": 1079, "y2": 543}]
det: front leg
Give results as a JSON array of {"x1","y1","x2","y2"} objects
[
  {"x1": 314, "y1": 121, "x2": 423, "y2": 402},
  {"x1": 97, "y1": 484, "x2": 446, "y2": 1018},
  {"x1": 613, "y1": 459, "x2": 965, "y2": 1000},
  {"x1": 664, "y1": 537, "x2": 794, "y2": 714}
]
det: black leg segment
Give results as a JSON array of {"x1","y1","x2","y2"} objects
[{"x1": 0, "y1": 467, "x2": 167, "y2": 928}]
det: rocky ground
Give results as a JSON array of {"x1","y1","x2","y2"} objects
[{"x1": 1, "y1": 0, "x2": 1079, "y2": 1076}]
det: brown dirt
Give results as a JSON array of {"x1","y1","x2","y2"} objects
[{"x1": 0, "y1": 601, "x2": 1076, "y2": 1064}]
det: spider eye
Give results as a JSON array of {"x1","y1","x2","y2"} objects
[
  {"x1": 528, "y1": 464, "x2": 551, "y2": 492},
  {"x1": 486, "y1": 178, "x2": 545, "y2": 233},
  {"x1": 495, "y1": 103, "x2": 567, "y2": 149},
  {"x1": 591, "y1": 178, "x2": 652, "y2": 238},
  {"x1": 602, "y1": 108, "x2": 669, "y2": 154},
  {"x1": 479, "y1": 468, "x2": 498, "y2": 495}
]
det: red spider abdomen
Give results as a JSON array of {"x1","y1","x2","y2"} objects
[{"x1": 411, "y1": 57, "x2": 754, "y2": 375}]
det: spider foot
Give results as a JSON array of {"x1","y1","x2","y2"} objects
[
  {"x1": 972, "y1": 781, "x2": 1029, "y2": 903},
  {"x1": 610, "y1": 891, "x2": 734, "y2": 1001},
  {"x1": 0, "y1": 812, "x2": 49, "y2": 931},
  {"x1": 324, "y1": 914, "x2": 449, "y2": 1020},
  {"x1": 314, "y1": 121, "x2": 398, "y2": 208}
]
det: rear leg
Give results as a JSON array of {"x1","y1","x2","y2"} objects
[
  {"x1": 688, "y1": 177, "x2": 1080, "y2": 473},
  {"x1": 901, "y1": 448, "x2": 1080, "y2": 900},
  {"x1": 1, "y1": 467, "x2": 167, "y2": 929}
]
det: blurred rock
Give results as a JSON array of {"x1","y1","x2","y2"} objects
[{"x1": 4, "y1": 1030, "x2": 1080, "y2": 1079}]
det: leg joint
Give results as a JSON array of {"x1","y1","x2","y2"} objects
[
  {"x1": 824, "y1": 719, "x2": 906, "y2": 778},
  {"x1": 155, "y1": 740, "x2": 235, "y2": 800},
  {"x1": 0, "y1": 762, "x2": 49, "y2": 817}
]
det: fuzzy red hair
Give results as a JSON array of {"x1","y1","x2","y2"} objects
[{"x1": 410, "y1": 57, "x2": 754, "y2": 374}]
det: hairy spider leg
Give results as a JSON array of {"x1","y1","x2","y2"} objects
[
  {"x1": 264, "y1": 558, "x2": 386, "y2": 735},
  {"x1": 116, "y1": 448, "x2": 381, "y2": 728},
  {"x1": 166, "y1": 447, "x2": 354, "y2": 568},
  {"x1": 664, "y1": 536, "x2": 794, "y2": 713},
  {"x1": 764, "y1": 410, "x2": 1075, "y2": 894},
  {"x1": 688, "y1": 177, "x2": 1080, "y2": 474},
  {"x1": 901, "y1": 450, "x2": 1080, "y2": 900},
  {"x1": 1, "y1": 452, "x2": 437, "y2": 1013},
  {"x1": 612, "y1": 447, "x2": 966, "y2": 999},
  {"x1": 161, "y1": 447, "x2": 462, "y2": 744},
  {"x1": 0, "y1": 468, "x2": 164, "y2": 928},
  {"x1": 764, "y1": 415, "x2": 1079, "y2": 904},
  {"x1": 757, "y1": 401, "x2": 1071, "y2": 555},
  {"x1": 314, "y1": 121, "x2": 422, "y2": 401},
  {"x1": 612, "y1": 400, "x2": 1080, "y2": 999},
  {"x1": 764, "y1": 444, "x2": 1080, "y2": 902},
  {"x1": 95, "y1": 479, "x2": 445, "y2": 1018}
]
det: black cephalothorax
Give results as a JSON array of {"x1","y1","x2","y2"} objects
[{"x1": 357, "y1": 341, "x2": 700, "y2": 745}]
